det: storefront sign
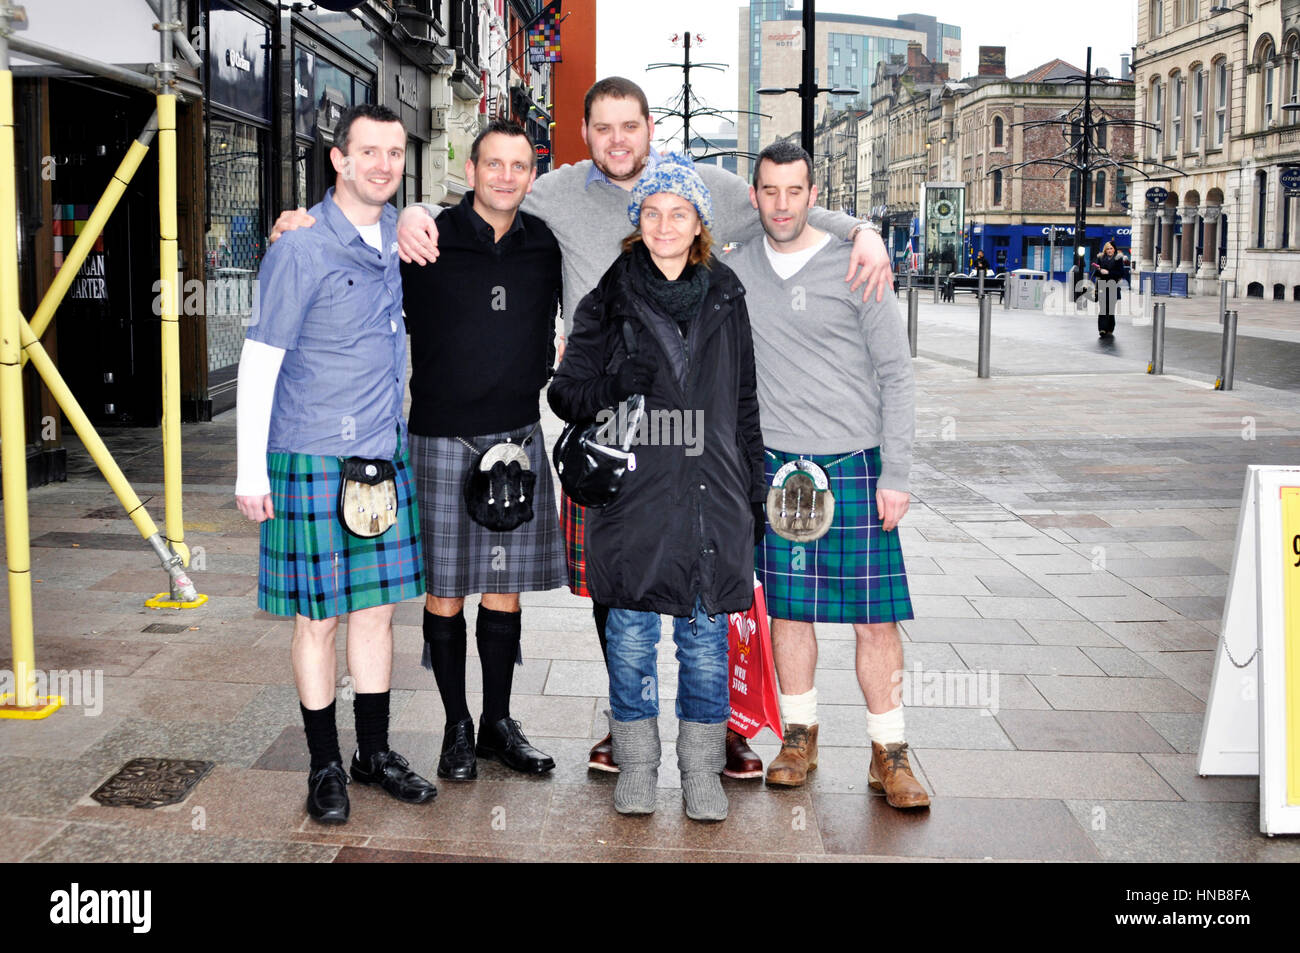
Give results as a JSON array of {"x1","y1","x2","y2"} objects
[
  {"x1": 208, "y1": 3, "x2": 270, "y2": 121},
  {"x1": 396, "y1": 74, "x2": 419, "y2": 109},
  {"x1": 1145, "y1": 186, "x2": 1169, "y2": 205}
]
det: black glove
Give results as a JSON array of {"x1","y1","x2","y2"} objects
[
  {"x1": 752, "y1": 501, "x2": 766, "y2": 546},
  {"x1": 614, "y1": 351, "x2": 658, "y2": 398}
]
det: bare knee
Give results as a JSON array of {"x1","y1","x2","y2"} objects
[
  {"x1": 294, "y1": 615, "x2": 340, "y2": 648},
  {"x1": 854, "y1": 622, "x2": 900, "y2": 645},
  {"x1": 480, "y1": 592, "x2": 520, "y2": 612},
  {"x1": 426, "y1": 595, "x2": 465, "y2": 617}
]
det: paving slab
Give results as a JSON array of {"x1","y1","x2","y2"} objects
[{"x1": 917, "y1": 749, "x2": 1180, "y2": 800}]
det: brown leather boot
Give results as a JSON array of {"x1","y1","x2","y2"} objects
[
  {"x1": 723, "y1": 728, "x2": 763, "y2": 779},
  {"x1": 764, "y1": 723, "x2": 818, "y2": 787},
  {"x1": 869, "y1": 742, "x2": 930, "y2": 809}
]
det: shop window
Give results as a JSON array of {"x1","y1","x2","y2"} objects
[{"x1": 206, "y1": 118, "x2": 266, "y2": 373}]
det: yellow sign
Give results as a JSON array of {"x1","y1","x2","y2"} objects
[{"x1": 1283, "y1": 488, "x2": 1300, "y2": 806}]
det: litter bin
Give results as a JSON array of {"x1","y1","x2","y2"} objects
[{"x1": 1009, "y1": 269, "x2": 1047, "y2": 310}]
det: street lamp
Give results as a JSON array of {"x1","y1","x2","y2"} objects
[
  {"x1": 1208, "y1": 3, "x2": 1252, "y2": 17},
  {"x1": 758, "y1": 84, "x2": 860, "y2": 157}
]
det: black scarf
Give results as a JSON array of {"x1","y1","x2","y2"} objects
[{"x1": 631, "y1": 241, "x2": 710, "y2": 332}]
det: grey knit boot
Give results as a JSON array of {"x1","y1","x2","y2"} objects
[
  {"x1": 609, "y1": 716, "x2": 660, "y2": 814},
  {"x1": 677, "y1": 720, "x2": 729, "y2": 822}
]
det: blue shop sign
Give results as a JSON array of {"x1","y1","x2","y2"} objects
[{"x1": 1281, "y1": 166, "x2": 1300, "y2": 196}]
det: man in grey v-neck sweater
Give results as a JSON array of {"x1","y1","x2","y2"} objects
[{"x1": 724, "y1": 141, "x2": 928, "y2": 810}]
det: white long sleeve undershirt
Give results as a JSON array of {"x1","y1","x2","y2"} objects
[{"x1": 235, "y1": 338, "x2": 287, "y2": 497}]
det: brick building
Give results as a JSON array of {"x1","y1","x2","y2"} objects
[{"x1": 869, "y1": 45, "x2": 1136, "y2": 277}]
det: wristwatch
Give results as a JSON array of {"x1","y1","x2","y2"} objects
[{"x1": 849, "y1": 220, "x2": 880, "y2": 240}]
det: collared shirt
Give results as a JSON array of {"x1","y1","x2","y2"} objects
[
  {"x1": 583, "y1": 147, "x2": 663, "y2": 190},
  {"x1": 401, "y1": 191, "x2": 561, "y2": 437},
  {"x1": 247, "y1": 187, "x2": 406, "y2": 458}
]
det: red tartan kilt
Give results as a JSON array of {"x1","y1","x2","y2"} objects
[{"x1": 559, "y1": 491, "x2": 589, "y2": 598}]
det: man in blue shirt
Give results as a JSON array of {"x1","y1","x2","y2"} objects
[{"x1": 235, "y1": 104, "x2": 436, "y2": 825}]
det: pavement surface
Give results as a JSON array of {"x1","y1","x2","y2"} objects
[{"x1": 3, "y1": 291, "x2": 1299, "y2": 863}]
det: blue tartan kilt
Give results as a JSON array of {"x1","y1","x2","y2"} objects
[
  {"x1": 258, "y1": 448, "x2": 424, "y2": 620},
  {"x1": 756, "y1": 446, "x2": 914, "y2": 625}
]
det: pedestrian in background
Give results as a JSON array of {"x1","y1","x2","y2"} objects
[{"x1": 1092, "y1": 241, "x2": 1127, "y2": 337}]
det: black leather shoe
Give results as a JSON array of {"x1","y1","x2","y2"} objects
[
  {"x1": 349, "y1": 749, "x2": 438, "y2": 803},
  {"x1": 306, "y1": 761, "x2": 350, "y2": 824},
  {"x1": 476, "y1": 717, "x2": 555, "y2": 774},
  {"x1": 437, "y1": 718, "x2": 478, "y2": 780}
]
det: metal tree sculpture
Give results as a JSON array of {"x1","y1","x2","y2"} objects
[
  {"x1": 989, "y1": 47, "x2": 1180, "y2": 297},
  {"x1": 647, "y1": 31, "x2": 766, "y2": 164}
]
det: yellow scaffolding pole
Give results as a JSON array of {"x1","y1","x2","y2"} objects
[
  {"x1": 157, "y1": 91, "x2": 189, "y2": 588},
  {"x1": 0, "y1": 44, "x2": 52, "y2": 715},
  {"x1": 1, "y1": 1, "x2": 204, "y2": 719}
]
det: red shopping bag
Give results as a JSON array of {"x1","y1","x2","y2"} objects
[{"x1": 727, "y1": 578, "x2": 782, "y2": 740}]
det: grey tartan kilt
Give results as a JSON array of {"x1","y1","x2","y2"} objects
[{"x1": 409, "y1": 423, "x2": 567, "y2": 598}]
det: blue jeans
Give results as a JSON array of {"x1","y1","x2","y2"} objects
[{"x1": 606, "y1": 597, "x2": 730, "y2": 723}]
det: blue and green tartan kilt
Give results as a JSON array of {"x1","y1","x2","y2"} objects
[
  {"x1": 756, "y1": 446, "x2": 913, "y2": 625},
  {"x1": 258, "y1": 449, "x2": 424, "y2": 620}
]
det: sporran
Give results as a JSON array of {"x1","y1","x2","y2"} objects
[{"x1": 765, "y1": 458, "x2": 835, "y2": 542}]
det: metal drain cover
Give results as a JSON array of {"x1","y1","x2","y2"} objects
[
  {"x1": 91, "y1": 758, "x2": 215, "y2": 808},
  {"x1": 141, "y1": 623, "x2": 188, "y2": 634}
]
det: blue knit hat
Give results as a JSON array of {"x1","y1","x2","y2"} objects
[{"x1": 628, "y1": 152, "x2": 713, "y2": 230}]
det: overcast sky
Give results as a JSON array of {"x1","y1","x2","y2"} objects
[{"x1": 596, "y1": 0, "x2": 1137, "y2": 148}]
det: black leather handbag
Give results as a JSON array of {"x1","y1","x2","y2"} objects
[{"x1": 553, "y1": 322, "x2": 644, "y2": 508}]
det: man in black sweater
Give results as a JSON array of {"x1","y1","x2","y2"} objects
[{"x1": 400, "y1": 119, "x2": 565, "y2": 779}]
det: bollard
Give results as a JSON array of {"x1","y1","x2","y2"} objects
[
  {"x1": 907, "y1": 287, "x2": 919, "y2": 358},
  {"x1": 1216, "y1": 309, "x2": 1238, "y2": 390},
  {"x1": 1003, "y1": 274, "x2": 1011, "y2": 309},
  {"x1": 978, "y1": 270, "x2": 985, "y2": 300},
  {"x1": 933, "y1": 271, "x2": 940, "y2": 304},
  {"x1": 977, "y1": 293, "x2": 992, "y2": 378},
  {"x1": 1147, "y1": 302, "x2": 1165, "y2": 374},
  {"x1": 1218, "y1": 280, "x2": 1227, "y2": 326}
]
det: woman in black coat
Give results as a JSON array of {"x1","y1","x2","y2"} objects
[
  {"x1": 548, "y1": 154, "x2": 766, "y2": 823},
  {"x1": 1092, "y1": 241, "x2": 1128, "y2": 337}
]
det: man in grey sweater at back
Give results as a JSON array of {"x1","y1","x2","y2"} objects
[{"x1": 723, "y1": 141, "x2": 928, "y2": 809}]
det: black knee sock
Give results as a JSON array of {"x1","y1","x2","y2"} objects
[
  {"x1": 477, "y1": 606, "x2": 521, "y2": 725},
  {"x1": 353, "y1": 691, "x2": 390, "y2": 763},
  {"x1": 593, "y1": 600, "x2": 610, "y2": 667},
  {"x1": 423, "y1": 608, "x2": 470, "y2": 727},
  {"x1": 301, "y1": 700, "x2": 341, "y2": 771}
]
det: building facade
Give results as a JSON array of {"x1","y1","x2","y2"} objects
[
  {"x1": 869, "y1": 46, "x2": 1136, "y2": 277},
  {"x1": 1133, "y1": 0, "x2": 1300, "y2": 299},
  {"x1": 737, "y1": 2, "x2": 960, "y2": 176},
  {"x1": 12, "y1": 0, "x2": 576, "y2": 487}
]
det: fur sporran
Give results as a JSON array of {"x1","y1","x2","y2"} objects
[
  {"x1": 337, "y1": 457, "x2": 399, "y2": 539},
  {"x1": 765, "y1": 459, "x2": 835, "y2": 542},
  {"x1": 460, "y1": 432, "x2": 537, "y2": 532}
]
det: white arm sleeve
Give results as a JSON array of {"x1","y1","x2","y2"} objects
[{"x1": 235, "y1": 338, "x2": 287, "y2": 497}]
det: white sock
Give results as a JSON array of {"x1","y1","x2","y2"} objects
[
  {"x1": 778, "y1": 688, "x2": 817, "y2": 727},
  {"x1": 865, "y1": 704, "x2": 905, "y2": 745}
]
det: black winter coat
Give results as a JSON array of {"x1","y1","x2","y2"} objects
[
  {"x1": 548, "y1": 249, "x2": 767, "y2": 618},
  {"x1": 1092, "y1": 253, "x2": 1128, "y2": 300}
]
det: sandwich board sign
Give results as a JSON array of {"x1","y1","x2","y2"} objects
[{"x1": 1198, "y1": 465, "x2": 1300, "y2": 835}]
